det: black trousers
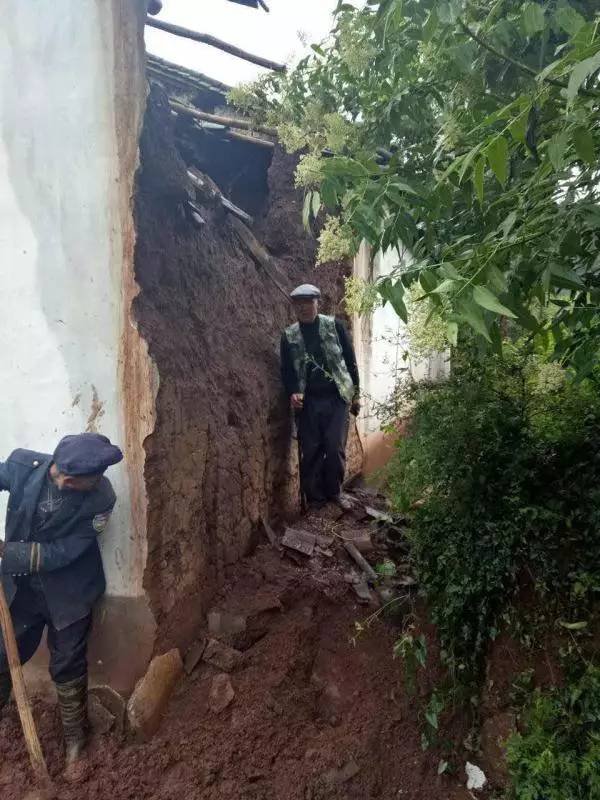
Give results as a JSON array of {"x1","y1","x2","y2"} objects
[
  {"x1": 297, "y1": 392, "x2": 349, "y2": 505},
  {"x1": 0, "y1": 582, "x2": 91, "y2": 684}
]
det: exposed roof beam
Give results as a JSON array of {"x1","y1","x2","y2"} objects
[
  {"x1": 226, "y1": 0, "x2": 270, "y2": 10},
  {"x1": 146, "y1": 17, "x2": 286, "y2": 72},
  {"x1": 170, "y1": 99, "x2": 277, "y2": 138}
]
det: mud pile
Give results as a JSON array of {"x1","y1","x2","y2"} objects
[{"x1": 0, "y1": 502, "x2": 472, "y2": 800}]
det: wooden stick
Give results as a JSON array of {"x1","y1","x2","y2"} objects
[
  {"x1": 146, "y1": 17, "x2": 286, "y2": 72},
  {"x1": 229, "y1": 217, "x2": 290, "y2": 301},
  {"x1": 170, "y1": 100, "x2": 277, "y2": 137},
  {"x1": 344, "y1": 541, "x2": 378, "y2": 583},
  {"x1": 0, "y1": 582, "x2": 52, "y2": 790}
]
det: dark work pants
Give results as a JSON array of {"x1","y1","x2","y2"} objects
[
  {"x1": 297, "y1": 392, "x2": 349, "y2": 505},
  {"x1": 0, "y1": 582, "x2": 91, "y2": 684}
]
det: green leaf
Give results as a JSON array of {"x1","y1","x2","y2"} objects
[
  {"x1": 425, "y1": 710, "x2": 439, "y2": 730},
  {"x1": 554, "y1": 5, "x2": 586, "y2": 37},
  {"x1": 473, "y1": 285, "x2": 517, "y2": 318},
  {"x1": 438, "y1": 760, "x2": 449, "y2": 776},
  {"x1": 380, "y1": 279, "x2": 408, "y2": 323},
  {"x1": 508, "y1": 111, "x2": 528, "y2": 145},
  {"x1": 310, "y1": 43, "x2": 325, "y2": 57},
  {"x1": 447, "y1": 321, "x2": 458, "y2": 347},
  {"x1": 558, "y1": 620, "x2": 588, "y2": 630},
  {"x1": 432, "y1": 279, "x2": 458, "y2": 294},
  {"x1": 488, "y1": 264, "x2": 508, "y2": 293},
  {"x1": 547, "y1": 130, "x2": 569, "y2": 171},
  {"x1": 457, "y1": 144, "x2": 483, "y2": 185},
  {"x1": 302, "y1": 193, "x2": 312, "y2": 230},
  {"x1": 486, "y1": 136, "x2": 509, "y2": 187},
  {"x1": 457, "y1": 299, "x2": 492, "y2": 342},
  {"x1": 500, "y1": 210, "x2": 518, "y2": 239},
  {"x1": 422, "y1": 9, "x2": 439, "y2": 42},
  {"x1": 521, "y1": 2, "x2": 545, "y2": 37},
  {"x1": 311, "y1": 190, "x2": 321, "y2": 218},
  {"x1": 550, "y1": 263, "x2": 585, "y2": 290},
  {"x1": 573, "y1": 126, "x2": 595, "y2": 165},
  {"x1": 567, "y1": 53, "x2": 600, "y2": 105},
  {"x1": 472, "y1": 156, "x2": 485, "y2": 204}
]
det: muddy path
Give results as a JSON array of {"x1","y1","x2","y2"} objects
[{"x1": 0, "y1": 502, "x2": 473, "y2": 800}]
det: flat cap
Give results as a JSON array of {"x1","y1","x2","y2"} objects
[
  {"x1": 290, "y1": 284, "x2": 321, "y2": 299},
  {"x1": 53, "y1": 433, "x2": 123, "y2": 476}
]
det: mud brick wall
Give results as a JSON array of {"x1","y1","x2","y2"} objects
[{"x1": 133, "y1": 90, "x2": 362, "y2": 651}]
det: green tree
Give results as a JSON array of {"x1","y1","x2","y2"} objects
[{"x1": 231, "y1": 0, "x2": 600, "y2": 371}]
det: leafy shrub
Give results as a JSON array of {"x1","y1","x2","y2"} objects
[
  {"x1": 386, "y1": 343, "x2": 600, "y2": 681},
  {"x1": 507, "y1": 665, "x2": 600, "y2": 800}
]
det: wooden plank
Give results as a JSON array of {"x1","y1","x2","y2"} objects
[
  {"x1": 146, "y1": 17, "x2": 286, "y2": 72},
  {"x1": 170, "y1": 100, "x2": 277, "y2": 137}
]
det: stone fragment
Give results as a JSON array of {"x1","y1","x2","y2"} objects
[
  {"x1": 88, "y1": 685, "x2": 126, "y2": 736},
  {"x1": 202, "y1": 638, "x2": 243, "y2": 672},
  {"x1": 127, "y1": 649, "x2": 183, "y2": 740},
  {"x1": 282, "y1": 528, "x2": 316, "y2": 556},
  {"x1": 88, "y1": 693, "x2": 115, "y2": 735},
  {"x1": 207, "y1": 611, "x2": 247, "y2": 637},
  {"x1": 364, "y1": 506, "x2": 393, "y2": 523},
  {"x1": 352, "y1": 579, "x2": 374, "y2": 604},
  {"x1": 184, "y1": 639, "x2": 207, "y2": 675},
  {"x1": 315, "y1": 533, "x2": 335, "y2": 549},
  {"x1": 208, "y1": 673, "x2": 235, "y2": 713},
  {"x1": 465, "y1": 762, "x2": 487, "y2": 791}
]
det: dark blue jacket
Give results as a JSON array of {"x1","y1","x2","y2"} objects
[{"x1": 0, "y1": 449, "x2": 116, "y2": 630}]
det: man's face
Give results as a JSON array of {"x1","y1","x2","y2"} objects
[
  {"x1": 50, "y1": 463, "x2": 102, "y2": 492},
  {"x1": 293, "y1": 298, "x2": 318, "y2": 324}
]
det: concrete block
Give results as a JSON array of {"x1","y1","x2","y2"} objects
[{"x1": 127, "y1": 649, "x2": 183, "y2": 740}]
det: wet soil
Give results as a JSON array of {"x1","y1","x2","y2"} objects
[{"x1": 0, "y1": 506, "x2": 473, "y2": 800}]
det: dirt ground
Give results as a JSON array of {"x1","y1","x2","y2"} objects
[{"x1": 0, "y1": 501, "x2": 477, "y2": 800}]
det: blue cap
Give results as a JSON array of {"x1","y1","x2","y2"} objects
[{"x1": 53, "y1": 433, "x2": 123, "y2": 476}]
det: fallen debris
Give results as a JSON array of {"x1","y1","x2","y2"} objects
[
  {"x1": 465, "y1": 762, "x2": 487, "y2": 791},
  {"x1": 344, "y1": 541, "x2": 378, "y2": 583},
  {"x1": 183, "y1": 639, "x2": 207, "y2": 675},
  {"x1": 351, "y1": 579, "x2": 374, "y2": 605},
  {"x1": 208, "y1": 674, "x2": 235, "y2": 714},
  {"x1": 88, "y1": 685, "x2": 126, "y2": 736},
  {"x1": 364, "y1": 506, "x2": 393, "y2": 524},
  {"x1": 127, "y1": 649, "x2": 183, "y2": 741},
  {"x1": 88, "y1": 693, "x2": 115, "y2": 735},
  {"x1": 281, "y1": 528, "x2": 316, "y2": 557},
  {"x1": 202, "y1": 638, "x2": 243, "y2": 672}
]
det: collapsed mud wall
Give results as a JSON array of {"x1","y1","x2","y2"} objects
[{"x1": 133, "y1": 88, "x2": 362, "y2": 651}]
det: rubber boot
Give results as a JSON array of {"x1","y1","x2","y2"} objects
[
  {"x1": 0, "y1": 672, "x2": 12, "y2": 713},
  {"x1": 55, "y1": 674, "x2": 89, "y2": 782}
]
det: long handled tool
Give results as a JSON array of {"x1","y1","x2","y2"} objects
[{"x1": 0, "y1": 580, "x2": 53, "y2": 794}]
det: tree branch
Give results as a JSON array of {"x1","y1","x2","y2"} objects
[{"x1": 458, "y1": 19, "x2": 569, "y2": 91}]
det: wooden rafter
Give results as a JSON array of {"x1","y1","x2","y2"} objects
[
  {"x1": 170, "y1": 99, "x2": 277, "y2": 138},
  {"x1": 146, "y1": 17, "x2": 286, "y2": 72}
]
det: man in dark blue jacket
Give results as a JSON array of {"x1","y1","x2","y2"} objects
[{"x1": 0, "y1": 432, "x2": 122, "y2": 776}]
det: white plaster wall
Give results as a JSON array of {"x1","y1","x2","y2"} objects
[
  {"x1": 0, "y1": 1, "x2": 145, "y2": 597},
  {"x1": 353, "y1": 244, "x2": 450, "y2": 444}
]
